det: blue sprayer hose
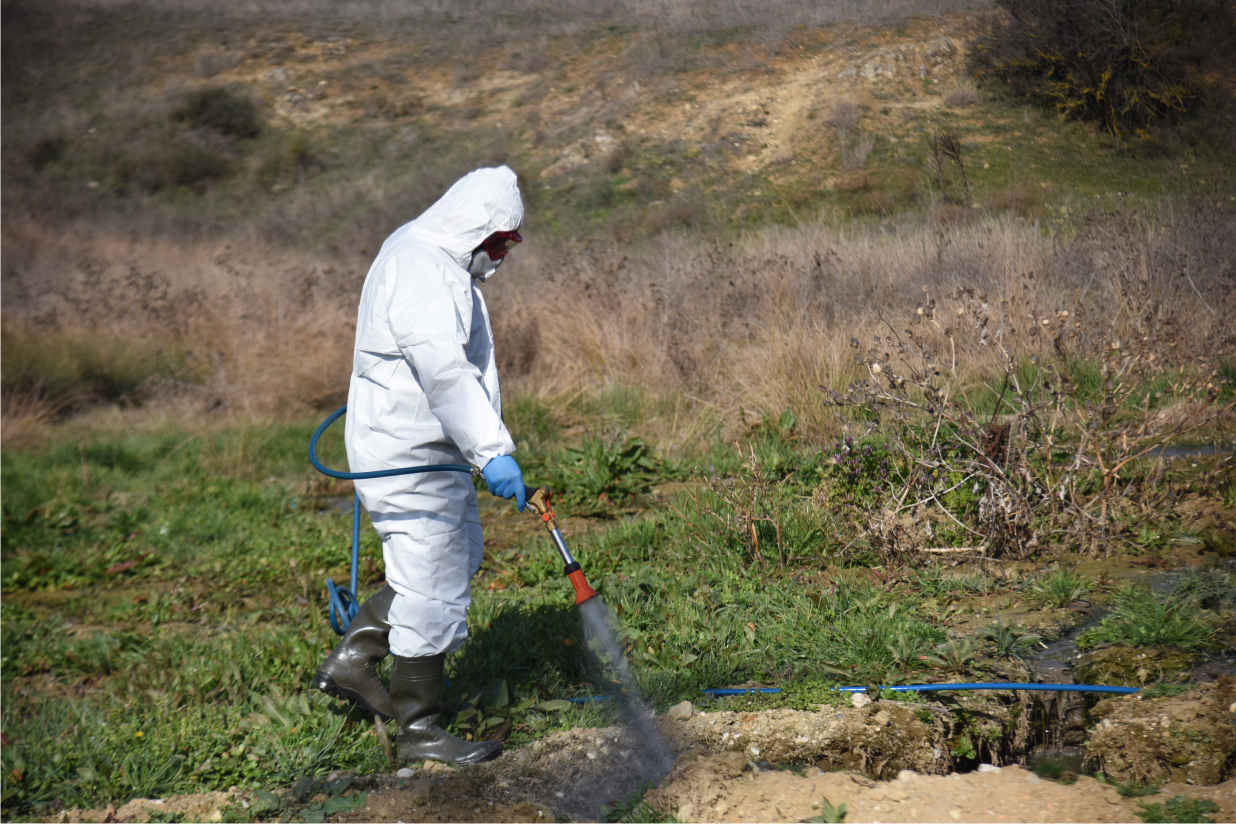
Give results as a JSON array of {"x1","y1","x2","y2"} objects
[
  {"x1": 700, "y1": 682, "x2": 1139, "y2": 696},
  {"x1": 309, "y1": 405, "x2": 472, "y2": 634}
]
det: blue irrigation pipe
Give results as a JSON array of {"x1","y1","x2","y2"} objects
[
  {"x1": 701, "y1": 683, "x2": 1140, "y2": 697},
  {"x1": 309, "y1": 405, "x2": 473, "y2": 635},
  {"x1": 565, "y1": 682, "x2": 1138, "y2": 706}
]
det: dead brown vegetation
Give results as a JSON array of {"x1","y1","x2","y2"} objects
[{"x1": 4, "y1": 201, "x2": 1233, "y2": 455}]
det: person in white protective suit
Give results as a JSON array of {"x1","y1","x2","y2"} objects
[{"x1": 312, "y1": 166, "x2": 528, "y2": 766}]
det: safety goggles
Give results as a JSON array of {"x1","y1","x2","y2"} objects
[{"x1": 480, "y1": 229, "x2": 522, "y2": 260}]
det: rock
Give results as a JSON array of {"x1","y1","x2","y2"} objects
[
  {"x1": 668, "y1": 700, "x2": 695, "y2": 722},
  {"x1": 395, "y1": 767, "x2": 415, "y2": 778},
  {"x1": 978, "y1": 763, "x2": 1001, "y2": 772},
  {"x1": 925, "y1": 37, "x2": 955, "y2": 63},
  {"x1": 851, "y1": 692, "x2": 873, "y2": 708},
  {"x1": 1088, "y1": 679, "x2": 1236, "y2": 785},
  {"x1": 887, "y1": 786, "x2": 909, "y2": 801},
  {"x1": 948, "y1": 809, "x2": 962, "y2": 820},
  {"x1": 207, "y1": 810, "x2": 223, "y2": 823},
  {"x1": 873, "y1": 710, "x2": 891, "y2": 726},
  {"x1": 897, "y1": 769, "x2": 919, "y2": 781}
]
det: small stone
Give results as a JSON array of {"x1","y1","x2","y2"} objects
[
  {"x1": 897, "y1": 769, "x2": 919, "y2": 782},
  {"x1": 887, "y1": 787, "x2": 909, "y2": 801},
  {"x1": 678, "y1": 802, "x2": 696, "y2": 821},
  {"x1": 554, "y1": 792, "x2": 565, "y2": 799},
  {"x1": 207, "y1": 811, "x2": 224, "y2": 823},
  {"x1": 873, "y1": 710, "x2": 891, "y2": 726},
  {"x1": 949, "y1": 809, "x2": 962, "y2": 820},
  {"x1": 749, "y1": 746, "x2": 760, "y2": 756},
  {"x1": 851, "y1": 693, "x2": 873, "y2": 708},
  {"x1": 586, "y1": 751, "x2": 597, "y2": 760},
  {"x1": 978, "y1": 763, "x2": 1001, "y2": 773},
  {"x1": 396, "y1": 767, "x2": 415, "y2": 778},
  {"x1": 667, "y1": 700, "x2": 694, "y2": 721},
  {"x1": 1025, "y1": 774, "x2": 1041, "y2": 784}
]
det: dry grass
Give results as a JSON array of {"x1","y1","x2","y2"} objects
[
  {"x1": 9, "y1": 200, "x2": 1231, "y2": 452},
  {"x1": 943, "y1": 80, "x2": 979, "y2": 108}
]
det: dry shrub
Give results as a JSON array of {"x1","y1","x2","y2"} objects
[
  {"x1": 942, "y1": 80, "x2": 979, "y2": 108},
  {"x1": 0, "y1": 388, "x2": 66, "y2": 451},
  {"x1": 970, "y1": 0, "x2": 1234, "y2": 136},
  {"x1": 825, "y1": 101, "x2": 860, "y2": 132}
]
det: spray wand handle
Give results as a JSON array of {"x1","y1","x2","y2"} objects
[{"x1": 523, "y1": 485, "x2": 598, "y2": 604}]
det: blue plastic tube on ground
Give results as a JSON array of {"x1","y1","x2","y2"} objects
[{"x1": 700, "y1": 682, "x2": 1140, "y2": 697}]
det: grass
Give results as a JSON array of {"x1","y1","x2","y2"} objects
[
  {"x1": 0, "y1": 411, "x2": 1051, "y2": 816},
  {"x1": 1029, "y1": 568, "x2": 1090, "y2": 609},
  {"x1": 1077, "y1": 585, "x2": 1219, "y2": 653},
  {"x1": 1136, "y1": 795, "x2": 1220, "y2": 824}
]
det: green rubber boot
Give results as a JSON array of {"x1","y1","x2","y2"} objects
[
  {"x1": 312, "y1": 585, "x2": 395, "y2": 720},
  {"x1": 390, "y1": 653, "x2": 502, "y2": 766}
]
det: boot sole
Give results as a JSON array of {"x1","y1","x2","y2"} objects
[{"x1": 312, "y1": 671, "x2": 393, "y2": 721}]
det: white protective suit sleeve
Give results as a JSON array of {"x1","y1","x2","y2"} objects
[{"x1": 385, "y1": 254, "x2": 511, "y2": 468}]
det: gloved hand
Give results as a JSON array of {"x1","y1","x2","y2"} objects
[{"x1": 482, "y1": 455, "x2": 525, "y2": 512}]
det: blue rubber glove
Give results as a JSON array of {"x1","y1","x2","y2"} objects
[{"x1": 482, "y1": 455, "x2": 525, "y2": 512}]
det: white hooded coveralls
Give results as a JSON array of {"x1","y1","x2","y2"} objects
[{"x1": 345, "y1": 166, "x2": 522, "y2": 658}]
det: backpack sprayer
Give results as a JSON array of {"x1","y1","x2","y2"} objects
[{"x1": 309, "y1": 404, "x2": 597, "y2": 634}]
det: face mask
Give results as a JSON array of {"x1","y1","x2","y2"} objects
[
  {"x1": 468, "y1": 229, "x2": 522, "y2": 280},
  {"x1": 468, "y1": 249, "x2": 503, "y2": 280}
]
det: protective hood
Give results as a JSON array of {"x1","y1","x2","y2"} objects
[{"x1": 404, "y1": 166, "x2": 524, "y2": 271}]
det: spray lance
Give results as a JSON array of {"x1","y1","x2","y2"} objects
[{"x1": 523, "y1": 485, "x2": 598, "y2": 605}]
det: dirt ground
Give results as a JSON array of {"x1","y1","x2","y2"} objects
[
  {"x1": 654, "y1": 754, "x2": 1236, "y2": 823},
  {"x1": 52, "y1": 703, "x2": 1236, "y2": 824}
]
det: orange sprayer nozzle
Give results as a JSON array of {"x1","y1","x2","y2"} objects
[{"x1": 567, "y1": 569, "x2": 599, "y2": 605}]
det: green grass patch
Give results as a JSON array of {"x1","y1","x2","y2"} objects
[
  {"x1": 1136, "y1": 795, "x2": 1220, "y2": 824},
  {"x1": 1077, "y1": 585, "x2": 1218, "y2": 653}
]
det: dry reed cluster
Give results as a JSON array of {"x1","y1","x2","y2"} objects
[{"x1": 3, "y1": 201, "x2": 1233, "y2": 454}]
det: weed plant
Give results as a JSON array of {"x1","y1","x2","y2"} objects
[{"x1": 1029, "y1": 568, "x2": 1090, "y2": 609}]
